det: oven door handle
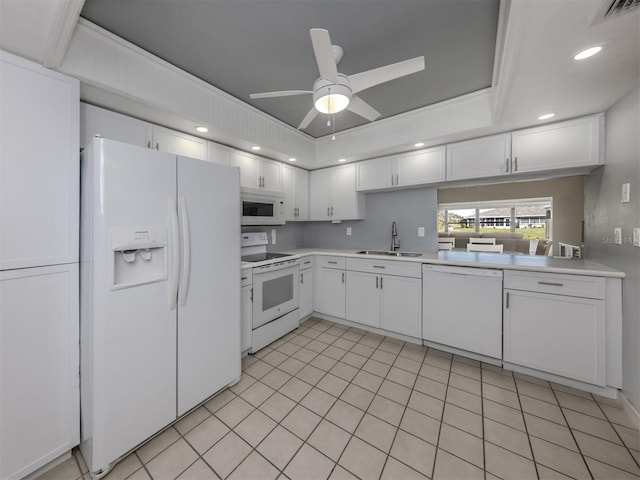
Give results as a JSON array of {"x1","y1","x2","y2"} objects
[{"x1": 254, "y1": 260, "x2": 300, "y2": 273}]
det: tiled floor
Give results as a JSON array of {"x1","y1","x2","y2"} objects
[{"x1": 41, "y1": 317, "x2": 639, "y2": 480}]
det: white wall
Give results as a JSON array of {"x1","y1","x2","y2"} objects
[{"x1": 584, "y1": 85, "x2": 640, "y2": 410}]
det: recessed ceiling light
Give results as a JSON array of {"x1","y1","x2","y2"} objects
[
  {"x1": 538, "y1": 113, "x2": 556, "y2": 120},
  {"x1": 574, "y1": 46, "x2": 602, "y2": 61},
  {"x1": 338, "y1": 158, "x2": 346, "y2": 163},
  {"x1": 251, "y1": 146, "x2": 261, "y2": 151},
  {"x1": 195, "y1": 126, "x2": 208, "y2": 133},
  {"x1": 414, "y1": 142, "x2": 425, "y2": 148},
  {"x1": 288, "y1": 158, "x2": 296, "y2": 162}
]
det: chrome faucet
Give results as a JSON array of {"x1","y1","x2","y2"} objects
[{"x1": 391, "y1": 221, "x2": 400, "y2": 251}]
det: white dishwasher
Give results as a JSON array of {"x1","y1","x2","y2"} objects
[{"x1": 422, "y1": 265, "x2": 503, "y2": 360}]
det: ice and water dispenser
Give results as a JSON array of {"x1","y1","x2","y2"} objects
[{"x1": 110, "y1": 228, "x2": 168, "y2": 289}]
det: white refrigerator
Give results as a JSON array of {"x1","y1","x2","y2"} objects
[{"x1": 80, "y1": 138, "x2": 241, "y2": 477}]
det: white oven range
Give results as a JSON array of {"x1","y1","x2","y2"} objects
[{"x1": 241, "y1": 232, "x2": 300, "y2": 353}]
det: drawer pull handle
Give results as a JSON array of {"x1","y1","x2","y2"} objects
[
  {"x1": 373, "y1": 265, "x2": 386, "y2": 269},
  {"x1": 328, "y1": 261, "x2": 338, "y2": 264},
  {"x1": 538, "y1": 281, "x2": 564, "y2": 287},
  {"x1": 241, "y1": 276, "x2": 248, "y2": 280},
  {"x1": 304, "y1": 260, "x2": 311, "y2": 265}
]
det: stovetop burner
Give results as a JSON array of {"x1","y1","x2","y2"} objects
[{"x1": 241, "y1": 252, "x2": 293, "y2": 263}]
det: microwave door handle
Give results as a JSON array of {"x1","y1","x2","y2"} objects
[
  {"x1": 178, "y1": 196, "x2": 191, "y2": 306},
  {"x1": 169, "y1": 196, "x2": 180, "y2": 311}
]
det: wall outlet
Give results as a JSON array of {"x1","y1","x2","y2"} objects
[
  {"x1": 346, "y1": 227, "x2": 352, "y2": 236},
  {"x1": 633, "y1": 228, "x2": 640, "y2": 247},
  {"x1": 622, "y1": 183, "x2": 630, "y2": 203},
  {"x1": 418, "y1": 227, "x2": 425, "y2": 237},
  {"x1": 271, "y1": 228, "x2": 276, "y2": 244},
  {"x1": 614, "y1": 227, "x2": 622, "y2": 245}
]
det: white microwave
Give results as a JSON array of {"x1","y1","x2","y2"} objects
[{"x1": 241, "y1": 188, "x2": 285, "y2": 225}]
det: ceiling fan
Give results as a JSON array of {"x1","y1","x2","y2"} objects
[{"x1": 249, "y1": 28, "x2": 425, "y2": 130}]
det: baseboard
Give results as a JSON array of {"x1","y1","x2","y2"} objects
[{"x1": 619, "y1": 391, "x2": 640, "y2": 428}]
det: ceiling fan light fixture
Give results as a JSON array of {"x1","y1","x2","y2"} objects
[{"x1": 313, "y1": 76, "x2": 352, "y2": 114}]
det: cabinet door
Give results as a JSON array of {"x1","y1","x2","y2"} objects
[
  {"x1": 511, "y1": 116, "x2": 603, "y2": 173},
  {"x1": 331, "y1": 164, "x2": 362, "y2": 220},
  {"x1": 446, "y1": 133, "x2": 511, "y2": 181},
  {"x1": 346, "y1": 271, "x2": 379, "y2": 327},
  {"x1": 294, "y1": 168, "x2": 309, "y2": 221},
  {"x1": 1, "y1": 264, "x2": 79, "y2": 480},
  {"x1": 380, "y1": 275, "x2": 421, "y2": 337},
  {"x1": 357, "y1": 157, "x2": 394, "y2": 191},
  {"x1": 81, "y1": 103, "x2": 153, "y2": 150},
  {"x1": 396, "y1": 147, "x2": 446, "y2": 187},
  {"x1": 232, "y1": 152, "x2": 260, "y2": 188},
  {"x1": 504, "y1": 290, "x2": 605, "y2": 385},
  {"x1": 241, "y1": 284, "x2": 253, "y2": 352},
  {"x1": 299, "y1": 269, "x2": 313, "y2": 319},
  {"x1": 316, "y1": 268, "x2": 346, "y2": 318},
  {"x1": 309, "y1": 169, "x2": 332, "y2": 220},
  {"x1": 260, "y1": 158, "x2": 282, "y2": 191},
  {"x1": 281, "y1": 165, "x2": 297, "y2": 221},
  {"x1": 153, "y1": 126, "x2": 207, "y2": 160},
  {"x1": 208, "y1": 142, "x2": 232, "y2": 165}
]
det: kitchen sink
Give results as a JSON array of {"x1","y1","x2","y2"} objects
[{"x1": 356, "y1": 250, "x2": 422, "y2": 257}]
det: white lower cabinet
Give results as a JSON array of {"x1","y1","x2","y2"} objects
[
  {"x1": 314, "y1": 257, "x2": 346, "y2": 318},
  {"x1": 380, "y1": 275, "x2": 422, "y2": 337},
  {"x1": 240, "y1": 271, "x2": 253, "y2": 353},
  {"x1": 346, "y1": 271, "x2": 380, "y2": 327},
  {"x1": 503, "y1": 271, "x2": 606, "y2": 386},
  {"x1": 299, "y1": 258, "x2": 314, "y2": 320}
]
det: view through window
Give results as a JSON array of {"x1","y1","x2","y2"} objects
[{"x1": 438, "y1": 198, "x2": 552, "y2": 241}]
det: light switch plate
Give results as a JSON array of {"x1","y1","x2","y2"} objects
[
  {"x1": 346, "y1": 227, "x2": 352, "y2": 236},
  {"x1": 633, "y1": 228, "x2": 640, "y2": 247},
  {"x1": 418, "y1": 227, "x2": 425, "y2": 237},
  {"x1": 271, "y1": 228, "x2": 276, "y2": 244},
  {"x1": 614, "y1": 227, "x2": 622, "y2": 245},
  {"x1": 622, "y1": 183, "x2": 630, "y2": 203}
]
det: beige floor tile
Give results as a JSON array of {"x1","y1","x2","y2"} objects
[
  {"x1": 453, "y1": 354, "x2": 480, "y2": 367},
  {"x1": 400, "y1": 407, "x2": 441, "y2": 445},
  {"x1": 514, "y1": 371, "x2": 551, "y2": 387},
  {"x1": 516, "y1": 378, "x2": 557, "y2": 404},
  {"x1": 175, "y1": 406, "x2": 211, "y2": 435},
  {"x1": 482, "y1": 362, "x2": 513, "y2": 377},
  {"x1": 259, "y1": 391, "x2": 297, "y2": 422},
  {"x1": 204, "y1": 389, "x2": 235, "y2": 414},
  {"x1": 243, "y1": 359, "x2": 274, "y2": 380},
  {"x1": 202, "y1": 431, "x2": 251, "y2": 479},
  {"x1": 145, "y1": 438, "x2": 198, "y2": 480},
  {"x1": 520, "y1": 395, "x2": 566, "y2": 425},
  {"x1": 255, "y1": 346, "x2": 276, "y2": 358},
  {"x1": 485, "y1": 442, "x2": 537, "y2": 480},
  {"x1": 289, "y1": 334, "x2": 312, "y2": 347},
  {"x1": 482, "y1": 383, "x2": 521, "y2": 410},
  {"x1": 297, "y1": 364, "x2": 326, "y2": 385},
  {"x1": 228, "y1": 451, "x2": 279, "y2": 480},
  {"x1": 432, "y1": 448, "x2": 484, "y2": 480},
  {"x1": 262, "y1": 349, "x2": 289, "y2": 367},
  {"x1": 352, "y1": 370, "x2": 384, "y2": 392},
  {"x1": 398, "y1": 344, "x2": 426, "y2": 362},
  {"x1": 442, "y1": 403, "x2": 482, "y2": 438},
  {"x1": 341, "y1": 330, "x2": 365, "y2": 343},
  {"x1": 339, "y1": 436, "x2": 387, "y2": 479},
  {"x1": 284, "y1": 445, "x2": 335, "y2": 480},
  {"x1": 282, "y1": 405, "x2": 322, "y2": 440},
  {"x1": 600, "y1": 403, "x2": 640, "y2": 429},
  {"x1": 175, "y1": 459, "x2": 218, "y2": 480},
  {"x1": 75, "y1": 450, "x2": 89, "y2": 474},
  {"x1": 279, "y1": 377, "x2": 313, "y2": 402},
  {"x1": 389, "y1": 430, "x2": 436, "y2": 476},
  {"x1": 185, "y1": 415, "x2": 231, "y2": 454},
  {"x1": 329, "y1": 362, "x2": 359, "y2": 382},
  {"x1": 310, "y1": 354, "x2": 338, "y2": 372},
  {"x1": 362, "y1": 358, "x2": 392, "y2": 377},
  {"x1": 423, "y1": 353, "x2": 452, "y2": 371},
  {"x1": 257, "y1": 425, "x2": 304, "y2": 470},
  {"x1": 378, "y1": 340, "x2": 403, "y2": 355},
  {"x1": 234, "y1": 409, "x2": 277, "y2": 447},
  {"x1": 450, "y1": 361, "x2": 481, "y2": 381},
  {"x1": 317, "y1": 332, "x2": 339, "y2": 345},
  {"x1": 261, "y1": 368, "x2": 293, "y2": 390},
  {"x1": 137, "y1": 427, "x2": 181, "y2": 463},
  {"x1": 377, "y1": 379, "x2": 411, "y2": 406},
  {"x1": 306, "y1": 339, "x2": 330, "y2": 353},
  {"x1": 387, "y1": 367, "x2": 418, "y2": 388},
  {"x1": 230, "y1": 373, "x2": 256, "y2": 394},
  {"x1": 448, "y1": 372, "x2": 482, "y2": 396},
  {"x1": 613, "y1": 423, "x2": 640, "y2": 451},
  {"x1": 484, "y1": 418, "x2": 532, "y2": 459},
  {"x1": 438, "y1": 423, "x2": 484, "y2": 468},
  {"x1": 563, "y1": 407, "x2": 622, "y2": 444},
  {"x1": 419, "y1": 364, "x2": 450, "y2": 384},
  {"x1": 239, "y1": 381, "x2": 275, "y2": 407},
  {"x1": 329, "y1": 465, "x2": 360, "y2": 480},
  {"x1": 214, "y1": 396, "x2": 254, "y2": 429},
  {"x1": 394, "y1": 355, "x2": 421, "y2": 374},
  {"x1": 340, "y1": 383, "x2": 375, "y2": 410},
  {"x1": 573, "y1": 430, "x2": 640, "y2": 475},
  {"x1": 126, "y1": 467, "x2": 151, "y2": 480},
  {"x1": 97, "y1": 452, "x2": 141, "y2": 480},
  {"x1": 585, "y1": 456, "x2": 640, "y2": 480},
  {"x1": 332, "y1": 338, "x2": 355, "y2": 351},
  {"x1": 483, "y1": 398, "x2": 526, "y2": 432},
  {"x1": 307, "y1": 419, "x2": 351, "y2": 461},
  {"x1": 292, "y1": 347, "x2": 320, "y2": 364},
  {"x1": 446, "y1": 386, "x2": 482, "y2": 414},
  {"x1": 550, "y1": 382, "x2": 592, "y2": 399},
  {"x1": 368, "y1": 395, "x2": 405, "y2": 426},
  {"x1": 37, "y1": 457, "x2": 81, "y2": 480},
  {"x1": 279, "y1": 357, "x2": 307, "y2": 376},
  {"x1": 482, "y1": 370, "x2": 516, "y2": 392},
  {"x1": 300, "y1": 387, "x2": 337, "y2": 416},
  {"x1": 359, "y1": 334, "x2": 384, "y2": 349},
  {"x1": 243, "y1": 354, "x2": 259, "y2": 368},
  {"x1": 326, "y1": 399, "x2": 364, "y2": 433},
  {"x1": 316, "y1": 373, "x2": 349, "y2": 398},
  {"x1": 354, "y1": 413, "x2": 397, "y2": 453},
  {"x1": 278, "y1": 342, "x2": 303, "y2": 356},
  {"x1": 632, "y1": 449, "x2": 640, "y2": 464},
  {"x1": 371, "y1": 349, "x2": 397, "y2": 365},
  {"x1": 413, "y1": 375, "x2": 447, "y2": 400},
  {"x1": 408, "y1": 390, "x2": 444, "y2": 421},
  {"x1": 322, "y1": 345, "x2": 348, "y2": 361},
  {"x1": 535, "y1": 464, "x2": 573, "y2": 479},
  {"x1": 523, "y1": 413, "x2": 578, "y2": 452},
  {"x1": 341, "y1": 351, "x2": 367, "y2": 369},
  {"x1": 555, "y1": 391, "x2": 605, "y2": 419},
  {"x1": 593, "y1": 393, "x2": 623, "y2": 407},
  {"x1": 380, "y1": 457, "x2": 429, "y2": 480},
  {"x1": 529, "y1": 436, "x2": 591, "y2": 479}
]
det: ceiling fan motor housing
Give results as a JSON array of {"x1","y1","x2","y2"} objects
[{"x1": 313, "y1": 74, "x2": 352, "y2": 114}]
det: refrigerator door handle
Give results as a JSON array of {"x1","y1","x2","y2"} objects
[
  {"x1": 178, "y1": 196, "x2": 191, "y2": 306},
  {"x1": 169, "y1": 196, "x2": 180, "y2": 310}
]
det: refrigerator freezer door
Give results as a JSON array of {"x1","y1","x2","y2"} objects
[{"x1": 176, "y1": 157, "x2": 241, "y2": 416}]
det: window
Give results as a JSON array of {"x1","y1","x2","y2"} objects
[{"x1": 439, "y1": 198, "x2": 551, "y2": 241}]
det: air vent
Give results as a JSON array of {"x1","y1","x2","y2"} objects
[{"x1": 593, "y1": 0, "x2": 640, "y2": 24}]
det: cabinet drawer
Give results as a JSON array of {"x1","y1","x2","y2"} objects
[
  {"x1": 504, "y1": 271, "x2": 605, "y2": 299},
  {"x1": 300, "y1": 257, "x2": 314, "y2": 271},
  {"x1": 241, "y1": 269, "x2": 252, "y2": 286},
  {"x1": 346, "y1": 258, "x2": 421, "y2": 278},
  {"x1": 317, "y1": 256, "x2": 345, "y2": 269}
]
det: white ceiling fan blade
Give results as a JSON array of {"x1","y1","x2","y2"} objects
[
  {"x1": 349, "y1": 56, "x2": 425, "y2": 94},
  {"x1": 347, "y1": 96, "x2": 381, "y2": 122},
  {"x1": 250, "y1": 90, "x2": 312, "y2": 99},
  {"x1": 310, "y1": 28, "x2": 338, "y2": 83},
  {"x1": 298, "y1": 107, "x2": 319, "y2": 129}
]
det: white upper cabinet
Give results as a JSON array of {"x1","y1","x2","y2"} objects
[
  {"x1": 446, "y1": 133, "x2": 512, "y2": 181},
  {"x1": 208, "y1": 142, "x2": 232, "y2": 165},
  {"x1": 511, "y1": 115, "x2": 603, "y2": 174},
  {"x1": 153, "y1": 126, "x2": 207, "y2": 160},
  {"x1": 282, "y1": 164, "x2": 309, "y2": 221},
  {"x1": 357, "y1": 147, "x2": 446, "y2": 191},
  {"x1": 310, "y1": 164, "x2": 365, "y2": 221},
  {"x1": 232, "y1": 151, "x2": 282, "y2": 191}
]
